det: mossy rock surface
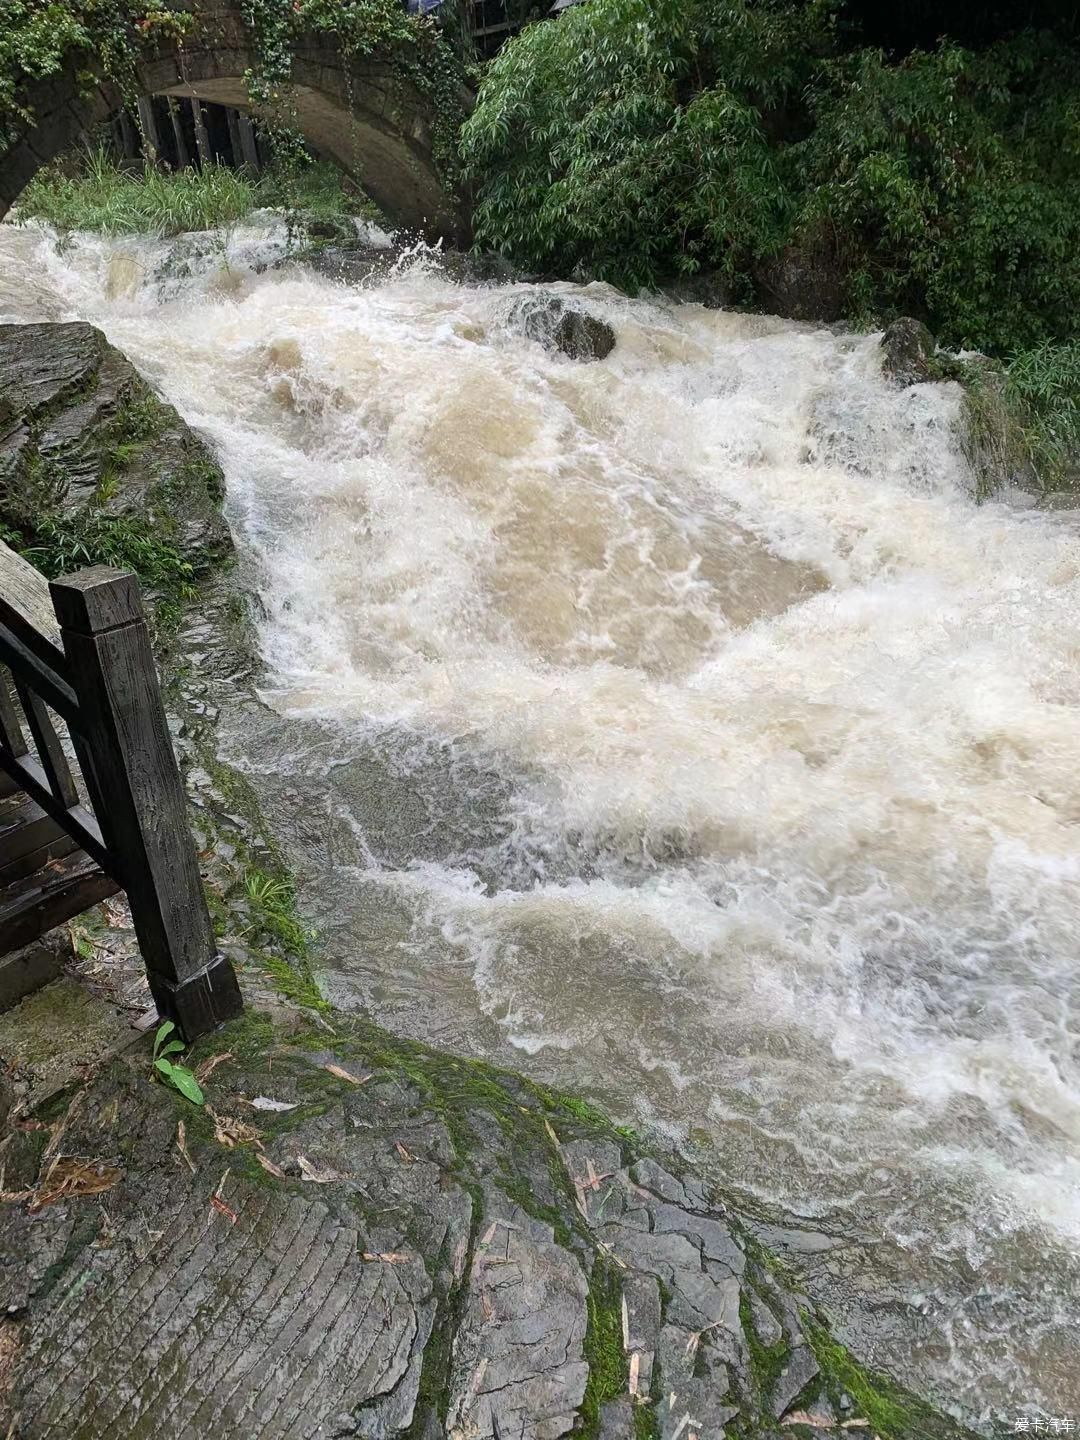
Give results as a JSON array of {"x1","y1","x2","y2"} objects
[{"x1": 0, "y1": 320, "x2": 230, "y2": 564}]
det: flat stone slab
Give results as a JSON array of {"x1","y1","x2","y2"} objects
[{"x1": 16, "y1": 1176, "x2": 432, "y2": 1440}]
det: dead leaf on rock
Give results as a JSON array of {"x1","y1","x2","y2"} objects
[
  {"x1": 175, "y1": 1121, "x2": 197, "y2": 1174},
  {"x1": 210, "y1": 1194, "x2": 238, "y2": 1225},
  {"x1": 297, "y1": 1154, "x2": 344, "y2": 1184},
  {"x1": 784, "y1": 1413, "x2": 835, "y2": 1429},
  {"x1": 394, "y1": 1141, "x2": 414, "y2": 1163},
  {"x1": 323, "y1": 1063, "x2": 371, "y2": 1086},
  {"x1": 255, "y1": 1152, "x2": 287, "y2": 1181},
  {"x1": 249, "y1": 1096, "x2": 298, "y2": 1112},
  {"x1": 361, "y1": 1251, "x2": 410, "y2": 1264},
  {"x1": 29, "y1": 1156, "x2": 121, "y2": 1212},
  {"x1": 208, "y1": 1107, "x2": 264, "y2": 1151},
  {"x1": 195, "y1": 1052, "x2": 233, "y2": 1086}
]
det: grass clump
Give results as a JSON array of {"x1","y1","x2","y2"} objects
[
  {"x1": 17, "y1": 146, "x2": 259, "y2": 237},
  {"x1": 16, "y1": 146, "x2": 377, "y2": 239},
  {"x1": 806, "y1": 1319, "x2": 969, "y2": 1440},
  {"x1": 958, "y1": 341, "x2": 1080, "y2": 496}
]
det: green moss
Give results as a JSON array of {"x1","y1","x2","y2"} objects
[
  {"x1": 580, "y1": 1255, "x2": 628, "y2": 1438},
  {"x1": 806, "y1": 1320, "x2": 972, "y2": 1440},
  {"x1": 632, "y1": 1402, "x2": 660, "y2": 1440},
  {"x1": 739, "y1": 1289, "x2": 789, "y2": 1403}
]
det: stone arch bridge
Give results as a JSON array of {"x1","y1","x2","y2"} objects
[{"x1": 0, "y1": 2, "x2": 464, "y2": 241}]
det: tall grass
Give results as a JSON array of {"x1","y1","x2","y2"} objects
[
  {"x1": 13, "y1": 146, "x2": 369, "y2": 238},
  {"x1": 17, "y1": 147, "x2": 258, "y2": 236}
]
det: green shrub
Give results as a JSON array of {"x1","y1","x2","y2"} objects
[
  {"x1": 461, "y1": 0, "x2": 828, "y2": 292},
  {"x1": 797, "y1": 34, "x2": 1080, "y2": 352},
  {"x1": 463, "y1": 0, "x2": 1080, "y2": 358}
]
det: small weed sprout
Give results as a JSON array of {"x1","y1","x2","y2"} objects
[{"x1": 152, "y1": 1020, "x2": 205, "y2": 1106}]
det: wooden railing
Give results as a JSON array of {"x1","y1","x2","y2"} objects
[{"x1": 0, "y1": 542, "x2": 242, "y2": 1040}]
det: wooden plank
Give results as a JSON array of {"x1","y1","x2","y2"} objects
[
  {"x1": 0, "y1": 542, "x2": 58, "y2": 645},
  {"x1": 50, "y1": 567, "x2": 242, "y2": 1039},
  {"x1": 0, "y1": 749, "x2": 109, "y2": 869},
  {"x1": 0, "y1": 794, "x2": 69, "y2": 870},
  {"x1": 0, "y1": 942, "x2": 65, "y2": 1011},
  {"x1": 225, "y1": 107, "x2": 242, "y2": 169},
  {"x1": 190, "y1": 98, "x2": 212, "y2": 168},
  {"x1": 0, "y1": 828, "x2": 79, "y2": 885},
  {"x1": 237, "y1": 114, "x2": 260, "y2": 174},
  {"x1": 136, "y1": 96, "x2": 162, "y2": 166},
  {"x1": 0, "y1": 671, "x2": 27, "y2": 757},
  {"x1": 14, "y1": 681, "x2": 79, "y2": 809},
  {"x1": 0, "y1": 851, "x2": 119, "y2": 958},
  {"x1": 0, "y1": 541, "x2": 70, "y2": 679},
  {"x1": 0, "y1": 623, "x2": 79, "y2": 722}
]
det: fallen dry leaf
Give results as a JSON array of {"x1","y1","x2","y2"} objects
[
  {"x1": 175, "y1": 1121, "x2": 197, "y2": 1174},
  {"x1": 297, "y1": 1154, "x2": 344, "y2": 1184},
  {"x1": 255, "y1": 1152, "x2": 288, "y2": 1181},
  {"x1": 210, "y1": 1194, "x2": 238, "y2": 1225},
  {"x1": 208, "y1": 1107, "x2": 264, "y2": 1151},
  {"x1": 195, "y1": 1052, "x2": 233, "y2": 1086},
  {"x1": 29, "y1": 1156, "x2": 121, "y2": 1212},
  {"x1": 323, "y1": 1063, "x2": 371, "y2": 1086},
  {"x1": 249, "y1": 1096, "x2": 298, "y2": 1112},
  {"x1": 361, "y1": 1251, "x2": 410, "y2": 1264},
  {"x1": 784, "y1": 1413, "x2": 836, "y2": 1429},
  {"x1": 394, "y1": 1141, "x2": 414, "y2": 1163}
]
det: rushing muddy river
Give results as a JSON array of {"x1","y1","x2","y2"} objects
[{"x1": 2, "y1": 217, "x2": 1079, "y2": 1425}]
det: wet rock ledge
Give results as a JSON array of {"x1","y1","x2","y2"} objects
[{"x1": 1, "y1": 1007, "x2": 974, "y2": 1440}]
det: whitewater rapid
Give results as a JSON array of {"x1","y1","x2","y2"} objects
[{"x1": 2, "y1": 217, "x2": 1078, "y2": 1422}]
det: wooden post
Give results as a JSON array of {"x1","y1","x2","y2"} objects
[
  {"x1": 118, "y1": 107, "x2": 138, "y2": 162},
  {"x1": 167, "y1": 97, "x2": 191, "y2": 170},
  {"x1": 136, "y1": 96, "x2": 163, "y2": 168},
  {"x1": 190, "y1": 98, "x2": 212, "y2": 169},
  {"x1": 237, "y1": 113, "x2": 261, "y2": 175},
  {"x1": 225, "y1": 107, "x2": 243, "y2": 170},
  {"x1": 49, "y1": 568, "x2": 242, "y2": 1040}
]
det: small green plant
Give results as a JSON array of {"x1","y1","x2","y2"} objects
[
  {"x1": 242, "y1": 867, "x2": 312, "y2": 956},
  {"x1": 152, "y1": 1020, "x2": 205, "y2": 1105}
]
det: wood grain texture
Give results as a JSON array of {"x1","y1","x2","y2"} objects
[
  {"x1": 52, "y1": 568, "x2": 241, "y2": 1036},
  {"x1": 0, "y1": 541, "x2": 60, "y2": 648}
]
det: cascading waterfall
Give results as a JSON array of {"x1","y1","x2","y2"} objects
[{"x1": 2, "y1": 216, "x2": 1078, "y2": 1422}]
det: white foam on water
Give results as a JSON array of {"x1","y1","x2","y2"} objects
[{"x1": 2, "y1": 218, "x2": 1078, "y2": 1417}]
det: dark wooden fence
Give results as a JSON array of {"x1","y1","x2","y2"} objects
[{"x1": 0, "y1": 544, "x2": 242, "y2": 1040}]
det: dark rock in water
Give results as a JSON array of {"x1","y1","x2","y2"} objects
[
  {"x1": 506, "y1": 293, "x2": 616, "y2": 361},
  {"x1": 302, "y1": 212, "x2": 359, "y2": 245},
  {"x1": 292, "y1": 242, "x2": 398, "y2": 288},
  {"x1": 0, "y1": 321, "x2": 229, "y2": 562},
  {"x1": 881, "y1": 317, "x2": 937, "y2": 386}
]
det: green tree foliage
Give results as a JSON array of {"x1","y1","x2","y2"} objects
[
  {"x1": 462, "y1": 0, "x2": 832, "y2": 292},
  {"x1": 462, "y1": 0, "x2": 1080, "y2": 357}
]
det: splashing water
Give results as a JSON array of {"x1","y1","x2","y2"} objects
[{"x1": 2, "y1": 217, "x2": 1078, "y2": 1421}]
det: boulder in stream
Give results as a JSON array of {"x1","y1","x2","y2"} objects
[
  {"x1": 880, "y1": 317, "x2": 938, "y2": 386},
  {"x1": 505, "y1": 293, "x2": 616, "y2": 361}
]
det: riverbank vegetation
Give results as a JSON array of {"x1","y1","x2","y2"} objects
[
  {"x1": 15, "y1": 147, "x2": 367, "y2": 237},
  {"x1": 463, "y1": 0, "x2": 1080, "y2": 363}
]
